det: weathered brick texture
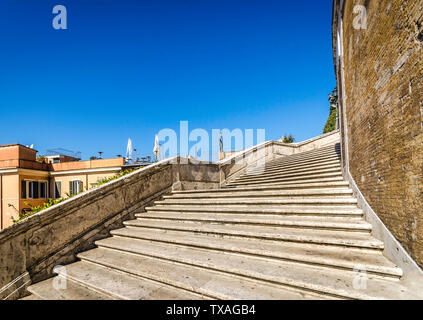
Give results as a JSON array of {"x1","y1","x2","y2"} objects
[{"x1": 335, "y1": 0, "x2": 423, "y2": 267}]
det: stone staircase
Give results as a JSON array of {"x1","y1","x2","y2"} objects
[{"x1": 22, "y1": 143, "x2": 423, "y2": 300}]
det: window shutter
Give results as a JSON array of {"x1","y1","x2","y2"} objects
[
  {"x1": 21, "y1": 180, "x2": 26, "y2": 199},
  {"x1": 33, "y1": 182, "x2": 39, "y2": 199},
  {"x1": 69, "y1": 181, "x2": 74, "y2": 196},
  {"x1": 40, "y1": 182, "x2": 47, "y2": 198},
  {"x1": 79, "y1": 181, "x2": 83, "y2": 193}
]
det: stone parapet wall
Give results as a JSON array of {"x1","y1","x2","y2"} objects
[{"x1": 0, "y1": 157, "x2": 219, "y2": 300}]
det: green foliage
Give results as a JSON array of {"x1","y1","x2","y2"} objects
[
  {"x1": 95, "y1": 169, "x2": 136, "y2": 187},
  {"x1": 36, "y1": 155, "x2": 46, "y2": 163},
  {"x1": 282, "y1": 134, "x2": 295, "y2": 144},
  {"x1": 12, "y1": 169, "x2": 136, "y2": 224},
  {"x1": 324, "y1": 87, "x2": 338, "y2": 134},
  {"x1": 323, "y1": 108, "x2": 337, "y2": 134},
  {"x1": 90, "y1": 156, "x2": 99, "y2": 160}
]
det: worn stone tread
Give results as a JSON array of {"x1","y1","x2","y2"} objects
[
  {"x1": 135, "y1": 211, "x2": 371, "y2": 232},
  {"x1": 123, "y1": 219, "x2": 384, "y2": 250},
  {"x1": 229, "y1": 175, "x2": 345, "y2": 186},
  {"x1": 168, "y1": 188, "x2": 353, "y2": 199},
  {"x1": 173, "y1": 181, "x2": 351, "y2": 193},
  {"x1": 246, "y1": 160, "x2": 341, "y2": 175},
  {"x1": 155, "y1": 197, "x2": 358, "y2": 206},
  {"x1": 93, "y1": 237, "x2": 419, "y2": 300},
  {"x1": 110, "y1": 227, "x2": 402, "y2": 278},
  {"x1": 146, "y1": 205, "x2": 363, "y2": 217},
  {"x1": 78, "y1": 247, "x2": 327, "y2": 300},
  {"x1": 27, "y1": 276, "x2": 113, "y2": 300},
  {"x1": 54, "y1": 260, "x2": 206, "y2": 300},
  {"x1": 235, "y1": 168, "x2": 342, "y2": 181}
]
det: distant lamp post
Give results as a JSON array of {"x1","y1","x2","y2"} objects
[{"x1": 98, "y1": 151, "x2": 104, "y2": 159}]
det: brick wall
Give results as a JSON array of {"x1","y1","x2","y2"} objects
[{"x1": 335, "y1": 0, "x2": 423, "y2": 267}]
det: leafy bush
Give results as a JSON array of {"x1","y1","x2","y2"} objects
[
  {"x1": 94, "y1": 169, "x2": 136, "y2": 187},
  {"x1": 323, "y1": 108, "x2": 337, "y2": 134},
  {"x1": 324, "y1": 87, "x2": 338, "y2": 134},
  {"x1": 282, "y1": 134, "x2": 295, "y2": 144}
]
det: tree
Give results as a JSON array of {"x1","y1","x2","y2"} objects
[
  {"x1": 36, "y1": 155, "x2": 46, "y2": 163},
  {"x1": 282, "y1": 134, "x2": 295, "y2": 144},
  {"x1": 323, "y1": 87, "x2": 338, "y2": 134},
  {"x1": 90, "y1": 156, "x2": 99, "y2": 160}
]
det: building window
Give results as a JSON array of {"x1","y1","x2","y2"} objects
[
  {"x1": 39, "y1": 182, "x2": 47, "y2": 199},
  {"x1": 28, "y1": 181, "x2": 39, "y2": 199},
  {"x1": 21, "y1": 180, "x2": 26, "y2": 199},
  {"x1": 69, "y1": 180, "x2": 83, "y2": 196},
  {"x1": 23, "y1": 180, "x2": 48, "y2": 199},
  {"x1": 55, "y1": 181, "x2": 62, "y2": 199}
]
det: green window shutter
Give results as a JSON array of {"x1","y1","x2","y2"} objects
[
  {"x1": 21, "y1": 180, "x2": 26, "y2": 199},
  {"x1": 79, "y1": 181, "x2": 83, "y2": 193},
  {"x1": 69, "y1": 181, "x2": 74, "y2": 196},
  {"x1": 33, "y1": 182, "x2": 39, "y2": 199}
]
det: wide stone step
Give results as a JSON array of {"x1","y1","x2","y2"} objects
[
  {"x1": 27, "y1": 276, "x2": 113, "y2": 300},
  {"x1": 78, "y1": 247, "x2": 327, "y2": 300},
  {"x1": 263, "y1": 154, "x2": 340, "y2": 169},
  {"x1": 246, "y1": 161, "x2": 341, "y2": 176},
  {"x1": 135, "y1": 211, "x2": 371, "y2": 232},
  {"x1": 228, "y1": 175, "x2": 344, "y2": 186},
  {"x1": 155, "y1": 197, "x2": 358, "y2": 207},
  {"x1": 111, "y1": 227, "x2": 402, "y2": 278},
  {"x1": 269, "y1": 146, "x2": 339, "y2": 160},
  {"x1": 263, "y1": 156, "x2": 341, "y2": 171},
  {"x1": 175, "y1": 181, "x2": 351, "y2": 194},
  {"x1": 166, "y1": 188, "x2": 354, "y2": 199},
  {"x1": 265, "y1": 153, "x2": 340, "y2": 168},
  {"x1": 234, "y1": 168, "x2": 342, "y2": 183},
  {"x1": 145, "y1": 205, "x2": 364, "y2": 217},
  {"x1": 53, "y1": 260, "x2": 206, "y2": 300},
  {"x1": 272, "y1": 144, "x2": 337, "y2": 155},
  {"x1": 123, "y1": 219, "x2": 383, "y2": 250},
  {"x1": 92, "y1": 237, "x2": 416, "y2": 300}
]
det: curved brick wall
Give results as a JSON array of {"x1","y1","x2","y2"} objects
[{"x1": 333, "y1": 0, "x2": 423, "y2": 267}]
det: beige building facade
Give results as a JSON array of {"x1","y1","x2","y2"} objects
[{"x1": 0, "y1": 144, "x2": 126, "y2": 230}]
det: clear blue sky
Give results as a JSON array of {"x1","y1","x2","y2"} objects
[{"x1": 0, "y1": 0, "x2": 335, "y2": 161}]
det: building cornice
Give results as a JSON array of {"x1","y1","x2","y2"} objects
[
  {"x1": 50, "y1": 167, "x2": 122, "y2": 176},
  {"x1": 0, "y1": 168, "x2": 18, "y2": 174},
  {"x1": 17, "y1": 168, "x2": 50, "y2": 177}
]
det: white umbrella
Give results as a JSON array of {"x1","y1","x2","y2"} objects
[
  {"x1": 153, "y1": 135, "x2": 160, "y2": 161},
  {"x1": 126, "y1": 138, "x2": 132, "y2": 162}
]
